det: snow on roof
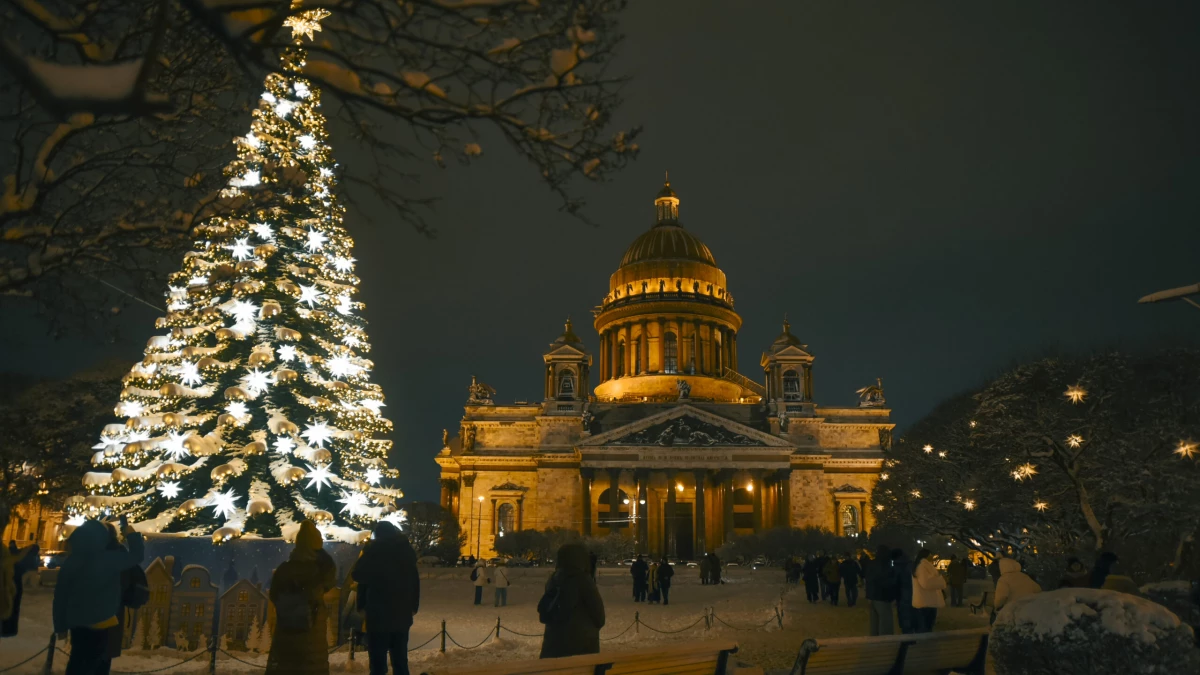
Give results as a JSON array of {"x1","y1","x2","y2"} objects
[
  {"x1": 27, "y1": 58, "x2": 144, "y2": 102},
  {"x1": 996, "y1": 588, "x2": 1183, "y2": 644}
]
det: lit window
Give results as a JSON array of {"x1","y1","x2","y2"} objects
[
  {"x1": 783, "y1": 370, "x2": 802, "y2": 401},
  {"x1": 195, "y1": 604, "x2": 204, "y2": 617},
  {"x1": 663, "y1": 333, "x2": 678, "y2": 374},
  {"x1": 182, "y1": 603, "x2": 190, "y2": 616},
  {"x1": 497, "y1": 503, "x2": 515, "y2": 534},
  {"x1": 189, "y1": 577, "x2": 201, "y2": 588},
  {"x1": 557, "y1": 371, "x2": 575, "y2": 400},
  {"x1": 238, "y1": 591, "x2": 249, "y2": 602}
]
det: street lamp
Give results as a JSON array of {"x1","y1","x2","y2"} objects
[{"x1": 476, "y1": 496, "x2": 485, "y2": 559}]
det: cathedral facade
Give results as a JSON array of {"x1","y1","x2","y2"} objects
[{"x1": 436, "y1": 182, "x2": 892, "y2": 560}]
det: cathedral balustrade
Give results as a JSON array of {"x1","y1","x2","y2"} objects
[{"x1": 600, "y1": 287, "x2": 734, "y2": 311}]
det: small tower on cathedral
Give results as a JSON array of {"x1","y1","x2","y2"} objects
[
  {"x1": 654, "y1": 177, "x2": 680, "y2": 224},
  {"x1": 544, "y1": 319, "x2": 592, "y2": 401},
  {"x1": 761, "y1": 319, "x2": 815, "y2": 414}
]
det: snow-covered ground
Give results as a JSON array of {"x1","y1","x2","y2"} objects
[{"x1": 0, "y1": 567, "x2": 992, "y2": 673}]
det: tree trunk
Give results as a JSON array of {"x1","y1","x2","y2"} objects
[{"x1": 1073, "y1": 481, "x2": 1105, "y2": 550}]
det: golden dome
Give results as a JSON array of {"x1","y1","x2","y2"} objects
[{"x1": 619, "y1": 224, "x2": 717, "y2": 268}]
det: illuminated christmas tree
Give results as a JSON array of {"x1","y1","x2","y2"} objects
[{"x1": 68, "y1": 9, "x2": 402, "y2": 543}]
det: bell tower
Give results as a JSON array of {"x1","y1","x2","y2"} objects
[
  {"x1": 760, "y1": 319, "x2": 815, "y2": 415},
  {"x1": 543, "y1": 319, "x2": 591, "y2": 402}
]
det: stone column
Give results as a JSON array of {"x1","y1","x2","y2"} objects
[
  {"x1": 779, "y1": 470, "x2": 792, "y2": 528},
  {"x1": 580, "y1": 469, "x2": 593, "y2": 537},
  {"x1": 636, "y1": 470, "x2": 649, "y2": 553},
  {"x1": 490, "y1": 498, "x2": 497, "y2": 535},
  {"x1": 679, "y1": 322, "x2": 689, "y2": 374},
  {"x1": 621, "y1": 326, "x2": 632, "y2": 378},
  {"x1": 802, "y1": 363, "x2": 813, "y2": 401},
  {"x1": 693, "y1": 470, "x2": 707, "y2": 555},
  {"x1": 722, "y1": 471, "x2": 735, "y2": 541},
  {"x1": 608, "y1": 468, "x2": 622, "y2": 534},
  {"x1": 440, "y1": 482, "x2": 450, "y2": 509},
  {"x1": 598, "y1": 331, "x2": 607, "y2": 383},
  {"x1": 751, "y1": 469, "x2": 764, "y2": 532},
  {"x1": 693, "y1": 319, "x2": 703, "y2": 374},
  {"x1": 657, "y1": 318, "x2": 666, "y2": 373},
  {"x1": 609, "y1": 330, "x2": 618, "y2": 381},
  {"x1": 665, "y1": 469, "x2": 677, "y2": 558},
  {"x1": 731, "y1": 332, "x2": 738, "y2": 373},
  {"x1": 639, "y1": 320, "x2": 649, "y2": 374},
  {"x1": 517, "y1": 498, "x2": 524, "y2": 531}
]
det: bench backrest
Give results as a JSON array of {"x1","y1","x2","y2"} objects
[
  {"x1": 421, "y1": 640, "x2": 738, "y2": 675},
  {"x1": 790, "y1": 628, "x2": 989, "y2": 675}
]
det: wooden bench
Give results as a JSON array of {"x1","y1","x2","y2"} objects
[
  {"x1": 420, "y1": 640, "x2": 738, "y2": 675},
  {"x1": 788, "y1": 628, "x2": 988, "y2": 675}
]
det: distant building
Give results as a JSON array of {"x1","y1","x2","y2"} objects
[
  {"x1": 169, "y1": 565, "x2": 218, "y2": 648},
  {"x1": 219, "y1": 578, "x2": 268, "y2": 649},
  {"x1": 2, "y1": 501, "x2": 64, "y2": 552}
]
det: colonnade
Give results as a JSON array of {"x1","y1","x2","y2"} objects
[{"x1": 597, "y1": 319, "x2": 738, "y2": 382}]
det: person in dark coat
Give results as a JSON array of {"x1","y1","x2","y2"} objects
[
  {"x1": 102, "y1": 524, "x2": 139, "y2": 672},
  {"x1": 823, "y1": 555, "x2": 842, "y2": 606},
  {"x1": 588, "y1": 551, "x2": 598, "y2": 582},
  {"x1": 699, "y1": 555, "x2": 712, "y2": 585},
  {"x1": 266, "y1": 520, "x2": 337, "y2": 675},
  {"x1": 538, "y1": 543, "x2": 605, "y2": 659},
  {"x1": 53, "y1": 517, "x2": 144, "y2": 675},
  {"x1": 891, "y1": 549, "x2": 915, "y2": 634},
  {"x1": 710, "y1": 553, "x2": 722, "y2": 585},
  {"x1": 865, "y1": 545, "x2": 897, "y2": 636},
  {"x1": 629, "y1": 555, "x2": 649, "y2": 602},
  {"x1": 352, "y1": 521, "x2": 420, "y2": 675},
  {"x1": 2, "y1": 541, "x2": 37, "y2": 637},
  {"x1": 656, "y1": 558, "x2": 675, "y2": 605},
  {"x1": 1059, "y1": 557, "x2": 1090, "y2": 588},
  {"x1": 814, "y1": 552, "x2": 830, "y2": 599},
  {"x1": 946, "y1": 554, "x2": 968, "y2": 607},
  {"x1": 1089, "y1": 551, "x2": 1119, "y2": 589},
  {"x1": 839, "y1": 554, "x2": 862, "y2": 607},
  {"x1": 801, "y1": 554, "x2": 821, "y2": 603}
]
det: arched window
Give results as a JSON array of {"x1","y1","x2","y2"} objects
[
  {"x1": 557, "y1": 370, "x2": 576, "y2": 400},
  {"x1": 663, "y1": 332, "x2": 678, "y2": 373},
  {"x1": 497, "y1": 503, "x2": 515, "y2": 535},
  {"x1": 733, "y1": 487, "x2": 754, "y2": 505},
  {"x1": 783, "y1": 370, "x2": 802, "y2": 400},
  {"x1": 841, "y1": 504, "x2": 860, "y2": 537},
  {"x1": 617, "y1": 340, "x2": 626, "y2": 377},
  {"x1": 596, "y1": 488, "x2": 630, "y2": 529}
]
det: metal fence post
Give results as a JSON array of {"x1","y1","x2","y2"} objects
[
  {"x1": 440, "y1": 620, "x2": 446, "y2": 653},
  {"x1": 42, "y1": 633, "x2": 56, "y2": 675},
  {"x1": 634, "y1": 611, "x2": 639, "y2": 634},
  {"x1": 349, "y1": 630, "x2": 356, "y2": 661},
  {"x1": 208, "y1": 634, "x2": 218, "y2": 675},
  {"x1": 495, "y1": 616, "x2": 501, "y2": 641}
]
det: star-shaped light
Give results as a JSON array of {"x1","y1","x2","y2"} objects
[
  {"x1": 922, "y1": 444, "x2": 933, "y2": 454},
  {"x1": 319, "y1": 167, "x2": 333, "y2": 178},
  {"x1": 274, "y1": 100, "x2": 296, "y2": 118},
  {"x1": 1012, "y1": 462, "x2": 1038, "y2": 481},
  {"x1": 335, "y1": 294, "x2": 353, "y2": 316},
  {"x1": 93, "y1": 435, "x2": 125, "y2": 453},
  {"x1": 162, "y1": 431, "x2": 191, "y2": 461},
  {"x1": 210, "y1": 489, "x2": 241, "y2": 520},
  {"x1": 381, "y1": 510, "x2": 408, "y2": 529},
  {"x1": 227, "y1": 238, "x2": 253, "y2": 261},
  {"x1": 937, "y1": 451, "x2": 947, "y2": 458},
  {"x1": 910, "y1": 490, "x2": 921, "y2": 498},
  {"x1": 273, "y1": 436, "x2": 296, "y2": 455},
  {"x1": 1065, "y1": 384, "x2": 1087, "y2": 404},
  {"x1": 251, "y1": 222, "x2": 274, "y2": 240},
  {"x1": 304, "y1": 463, "x2": 334, "y2": 492},
  {"x1": 117, "y1": 400, "x2": 145, "y2": 418},
  {"x1": 277, "y1": 345, "x2": 298, "y2": 362},
  {"x1": 1175, "y1": 441, "x2": 1197, "y2": 459},
  {"x1": 302, "y1": 421, "x2": 333, "y2": 448},
  {"x1": 298, "y1": 135, "x2": 318, "y2": 151},
  {"x1": 331, "y1": 256, "x2": 355, "y2": 273},
  {"x1": 365, "y1": 467, "x2": 382, "y2": 485},
  {"x1": 159, "y1": 481, "x2": 181, "y2": 499},
  {"x1": 327, "y1": 355, "x2": 360, "y2": 379},
  {"x1": 177, "y1": 361, "x2": 203, "y2": 387},
  {"x1": 262, "y1": 91, "x2": 277, "y2": 104},
  {"x1": 230, "y1": 170, "x2": 260, "y2": 188},
  {"x1": 963, "y1": 499, "x2": 976, "y2": 511},
  {"x1": 1033, "y1": 499, "x2": 1049, "y2": 512},
  {"x1": 878, "y1": 472, "x2": 889, "y2": 481},
  {"x1": 294, "y1": 81, "x2": 311, "y2": 99},
  {"x1": 342, "y1": 334, "x2": 361, "y2": 348},
  {"x1": 284, "y1": 9, "x2": 331, "y2": 41},
  {"x1": 1066, "y1": 434, "x2": 1083, "y2": 448},
  {"x1": 338, "y1": 492, "x2": 370, "y2": 517},
  {"x1": 225, "y1": 401, "x2": 249, "y2": 418},
  {"x1": 240, "y1": 369, "x2": 272, "y2": 396},
  {"x1": 968, "y1": 420, "x2": 977, "y2": 428},
  {"x1": 299, "y1": 284, "x2": 325, "y2": 307},
  {"x1": 874, "y1": 504, "x2": 885, "y2": 512},
  {"x1": 305, "y1": 229, "x2": 328, "y2": 252},
  {"x1": 359, "y1": 399, "x2": 385, "y2": 414},
  {"x1": 228, "y1": 300, "x2": 257, "y2": 325}
]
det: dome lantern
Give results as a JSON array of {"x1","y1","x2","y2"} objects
[{"x1": 654, "y1": 173, "x2": 680, "y2": 225}]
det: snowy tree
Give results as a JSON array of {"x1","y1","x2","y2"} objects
[
  {"x1": 0, "y1": 361, "x2": 126, "y2": 529},
  {"x1": 65, "y1": 17, "x2": 403, "y2": 542},
  {"x1": 402, "y1": 501, "x2": 463, "y2": 563},
  {"x1": 131, "y1": 611, "x2": 148, "y2": 651},
  {"x1": 875, "y1": 349, "x2": 1200, "y2": 579},
  {"x1": 2, "y1": 0, "x2": 638, "y2": 328},
  {"x1": 257, "y1": 614, "x2": 272, "y2": 655},
  {"x1": 148, "y1": 610, "x2": 163, "y2": 650},
  {"x1": 247, "y1": 614, "x2": 263, "y2": 653}
]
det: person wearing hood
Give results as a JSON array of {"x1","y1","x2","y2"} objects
[
  {"x1": 352, "y1": 521, "x2": 420, "y2": 675},
  {"x1": 2, "y1": 540, "x2": 37, "y2": 637},
  {"x1": 1089, "y1": 551, "x2": 1119, "y2": 589},
  {"x1": 993, "y1": 557, "x2": 1041, "y2": 617},
  {"x1": 891, "y1": 549, "x2": 916, "y2": 634},
  {"x1": 266, "y1": 520, "x2": 337, "y2": 675},
  {"x1": 1059, "y1": 557, "x2": 1090, "y2": 588},
  {"x1": 910, "y1": 548, "x2": 946, "y2": 633},
  {"x1": 537, "y1": 543, "x2": 605, "y2": 659},
  {"x1": 52, "y1": 516, "x2": 144, "y2": 675},
  {"x1": 945, "y1": 555, "x2": 967, "y2": 607},
  {"x1": 471, "y1": 560, "x2": 486, "y2": 605},
  {"x1": 656, "y1": 557, "x2": 675, "y2": 605},
  {"x1": 864, "y1": 545, "x2": 897, "y2": 636},
  {"x1": 1099, "y1": 559, "x2": 1140, "y2": 595}
]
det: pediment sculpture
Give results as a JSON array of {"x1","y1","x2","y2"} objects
[{"x1": 610, "y1": 415, "x2": 762, "y2": 447}]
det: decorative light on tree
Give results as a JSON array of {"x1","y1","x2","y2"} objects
[
  {"x1": 923, "y1": 444, "x2": 934, "y2": 454},
  {"x1": 1066, "y1": 434, "x2": 1083, "y2": 448},
  {"x1": 963, "y1": 499, "x2": 976, "y2": 510},
  {"x1": 1175, "y1": 441, "x2": 1197, "y2": 459},
  {"x1": 1012, "y1": 462, "x2": 1038, "y2": 481},
  {"x1": 1065, "y1": 384, "x2": 1087, "y2": 404},
  {"x1": 1033, "y1": 499, "x2": 1049, "y2": 512},
  {"x1": 910, "y1": 489, "x2": 922, "y2": 498},
  {"x1": 66, "y1": 9, "x2": 402, "y2": 542}
]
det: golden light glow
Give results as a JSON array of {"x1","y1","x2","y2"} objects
[
  {"x1": 284, "y1": 9, "x2": 332, "y2": 42},
  {"x1": 1066, "y1": 434, "x2": 1083, "y2": 448},
  {"x1": 879, "y1": 473, "x2": 889, "y2": 481},
  {"x1": 875, "y1": 504, "x2": 885, "y2": 511},
  {"x1": 1012, "y1": 463, "x2": 1038, "y2": 481},
  {"x1": 1175, "y1": 441, "x2": 1197, "y2": 459},
  {"x1": 969, "y1": 420, "x2": 977, "y2": 428},
  {"x1": 937, "y1": 451, "x2": 947, "y2": 458},
  {"x1": 923, "y1": 444, "x2": 933, "y2": 454},
  {"x1": 963, "y1": 499, "x2": 976, "y2": 510},
  {"x1": 910, "y1": 490, "x2": 921, "y2": 498},
  {"x1": 1033, "y1": 500, "x2": 1049, "y2": 512},
  {"x1": 676, "y1": 483, "x2": 684, "y2": 492},
  {"x1": 1065, "y1": 384, "x2": 1087, "y2": 404},
  {"x1": 745, "y1": 482, "x2": 753, "y2": 492},
  {"x1": 478, "y1": 496, "x2": 485, "y2": 502}
]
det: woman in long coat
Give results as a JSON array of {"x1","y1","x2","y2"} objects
[
  {"x1": 538, "y1": 543, "x2": 605, "y2": 659},
  {"x1": 266, "y1": 521, "x2": 337, "y2": 675}
]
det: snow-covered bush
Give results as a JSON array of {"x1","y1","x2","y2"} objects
[
  {"x1": 990, "y1": 588, "x2": 1200, "y2": 675},
  {"x1": 1140, "y1": 581, "x2": 1200, "y2": 628}
]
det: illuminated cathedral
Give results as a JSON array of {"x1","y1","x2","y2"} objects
[{"x1": 436, "y1": 181, "x2": 892, "y2": 559}]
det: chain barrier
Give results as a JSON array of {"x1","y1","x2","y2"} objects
[
  {"x1": 497, "y1": 625, "x2": 544, "y2": 638},
  {"x1": 597, "y1": 618, "x2": 638, "y2": 641},
  {"x1": 444, "y1": 629, "x2": 492, "y2": 651},
  {"x1": 710, "y1": 611, "x2": 777, "y2": 631},
  {"x1": 218, "y1": 649, "x2": 267, "y2": 669},
  {"x1": 634, "y1": 615, "x2": 706, "y2": 635},
  {"x1": 0, "y1": 647, "x2": 48, "y2": 673},
  {"x1": 408, "y1": 632, "x2": 441, "y2": 652}
]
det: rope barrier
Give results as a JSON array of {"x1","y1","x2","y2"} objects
[
  {"x1": 112, "y1": 648, "x2": 212, "y2": 674},
  {"x1": 444, "y1": 630, "x2": 492, "y2": 650},
  {"x1": 408, "y1": 632, "x2": 442, "y2": 652},
  {"x1": 218, "y1": 649, "x2": 267, "y2": 669},
  {"x1": 0, "y1": 647, "x2": 48, "y2": 673},
  {"x1": 498, "y1": 625, "x2": 544, "y2": 638},
  {"x1": 598, "y1": 619, "x2": 638, "y2": 641},
  {"x1": 710, "y1": 612, "x2": 777, "y2": 631},
  {"x1": 633, "y1": 615, "x2": 706, "y2": 635}
]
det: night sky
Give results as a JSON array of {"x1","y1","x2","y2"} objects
[{"x1": 4, "y1": 2, "x2": 1199, "y2": 503}]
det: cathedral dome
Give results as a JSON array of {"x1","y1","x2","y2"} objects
[{"x1": 619, "y1": 224, "x2": 717, "y2": 268}]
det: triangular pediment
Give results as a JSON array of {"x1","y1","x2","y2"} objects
[
  {"x1": 545, "y1": 342, "x2": 588, "y2": 359},
  {"x1": 579, "y1": 405, "x2": 790, "y2": 448}
]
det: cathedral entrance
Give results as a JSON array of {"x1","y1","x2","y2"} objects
[{"x1": 666, "y1": 502, "x2": 694, "y2": 561}]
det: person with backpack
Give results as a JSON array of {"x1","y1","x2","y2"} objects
[
  {"x1": 839, "y1": 553, "x2": 862, "y2": 607},
  {"x1": 470, "y1": 561, "x2": 485, "y2": 605},
  {"x1": 865, "y1": 545, "x2": 897, "y2": 636},
  {"x1": 52, "y1": 516, "x2": 144, "y2": 675},
  {"x1": 352, "y1": 521, "x2": 420, "y2": 675},
  {"x1": 489, "y1": 562, "x2": 510, "y2": 607},
  {"x1": 2, "y1": 541, "x2": 37, "y2": 638},
  {"x1": 823, "y1": 555, "x2": 842, "y2": 606},
  {"x1": 538, "y1": 543, "x2": 605, "y2": 659},
  {"x1": 266, "y1": 520, "x2": 337, "y2": 675},
  {"x1": 656, "y1": 557, "x2": 674, "y2": 606}
]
